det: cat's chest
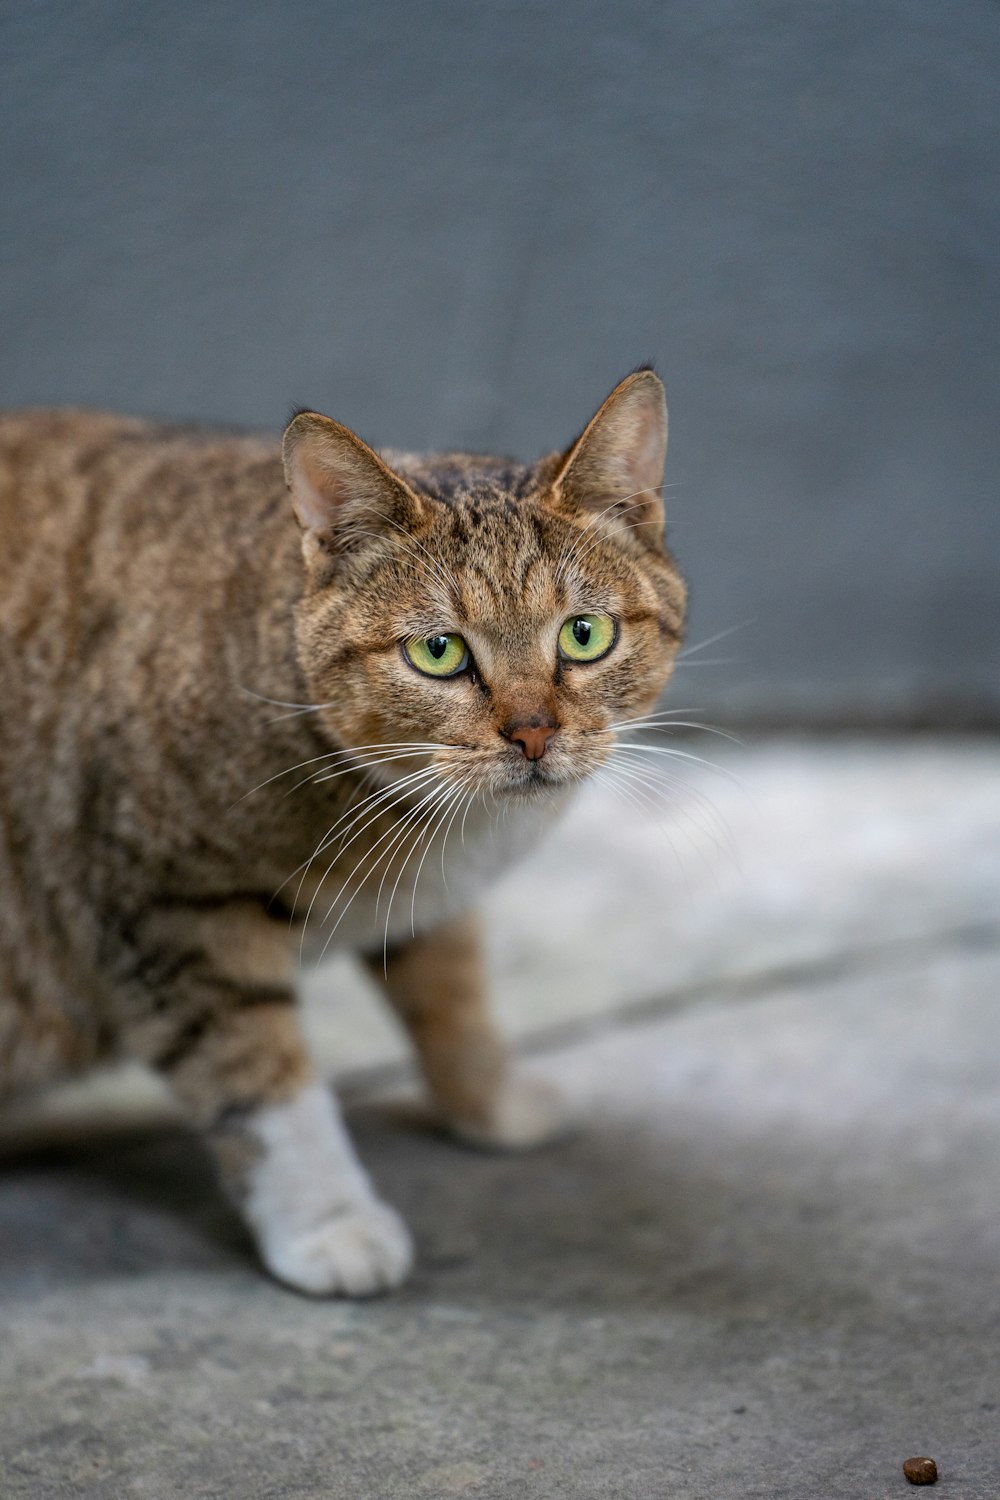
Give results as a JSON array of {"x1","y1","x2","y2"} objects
[{"x1": 293, "y1": 795, "x2": 555, "y2": 960}]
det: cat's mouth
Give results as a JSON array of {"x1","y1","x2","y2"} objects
[
  {"x1": 431, "y1": 736, "x2": 609, "y2": 800},
  {"x1": 509, "y1": 764, "x2": 555, "y2": 794},
  {"x1": 497, "y1": 758, "x2": 588, "y2": 799}
]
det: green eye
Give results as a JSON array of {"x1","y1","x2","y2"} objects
[
  {"x1": 558, "y1": 613, "x2": 616, "y2": 663},
  {"x1": 403, "y1": 633, "x2": 469, "y2": 678}
]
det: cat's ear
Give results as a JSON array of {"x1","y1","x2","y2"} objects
[
  {"x1": 282, "y1": 410, "x2": 424, "y2": 570},
  {"x1": 552, "y1": 369, "x2": 668, "y2": 548}
]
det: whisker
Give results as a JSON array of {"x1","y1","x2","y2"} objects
[
  {"x1": 235, "y1": 739, "x2": 445, "y2": 807},
  {"x1": 338, "y1": 521, "x2": 460, "y2": 606},
  {"x1": 611, "y1": 743, "x2": 743, "y2": 864},
  {"x1": 593, "y1": 765, "x2": 692, "y2": 892},
  {"x1": 239, "y1": 686, "x2": 336, "y2": 712},
  {"x1": 559, "y1": 499, "x2": 661, "y2": 579},
  {"x1": 390, "y1": 779, "x2": 472, "y2": 963},
  {"x1": 304, "y1": 787, "x2": 439, "y2": 963},
  {"x1": 438, "y1": 783, "x2": 476, "y2": 887},
  {"x1": 290, "y1": 746, "x2": 437, "y2": 799},
  {"x1": 273, "y1": 761, "x2": 428, "y2": 917},
  {"x1": 374, "y1": 781, "x2": 458, "y2": 936},
  {"x1": 234, "y1": 750, "x2": 346, "y2": 807},
  {"x1": 609, "y1": 706, "x2": 704, "y2": 721},
  {"x1": 609, "y1": 751, "x2": 737, "y2": 866},
  {"x1": 459, "y1": 785, "x2": 478, "y2": 846},
  {"x1": 290, "y1": 768, "x2": 442, "y2": 950},
  {"x1": 316, "y1": 779, "x2": 454, "y2": 964},
  {"x1": 671, "y1": 657, "x2": 737, "y2": 669},
  {"x1": 381, "y1": 516, "x2": 463, "y2": 602},
  {"x1": 613, "y1": 741, "x2": 744, "y2": 787},
  {"x1": 555, "y1": 495, "x2": 664, "y2": 586},
  {"x1": 303, "y1": 765, "x2": 439, "y2": 872},
  {"x1": 602, "y1": 754, "x2": 735, "y2": 884},
  {"x1": 307, "y1": 744, "x2": 444, "y2": 780},
  {"x1": 609, "y1": 717, "x2": 743, "y2": 745},
  {"x1": 675, "y1": 621, "x2": 752, "y2": 660},
  {"x1": 264, "y1": 704, "x2": 338, "y2": 724},
  {"x1": 553, "y1": 483, "x2": 677, "y2": 586},
  {"x1": 316, "y1": 774, "x2": 449, "y2": 931}
]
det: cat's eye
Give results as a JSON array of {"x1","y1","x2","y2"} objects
[
  {"x1": 558, "y1": 613, "x2": 617, "y2": 663},
  {"x1": 403, "y1": 633, "x2": 470, "y2": 678}
]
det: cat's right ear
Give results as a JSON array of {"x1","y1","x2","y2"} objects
[
  {"x1": 282, "y1": 411, "x2": 424, "y2": 574},
  {"x1": 550, "y1": 369, "x2": 668, "y2": 550}
]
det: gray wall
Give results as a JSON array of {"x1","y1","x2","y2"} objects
[{"x1": 3, "y1": 1, "x2": 998, "y2": 724}]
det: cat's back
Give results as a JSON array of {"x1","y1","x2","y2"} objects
[
  {"x1": 0, "y1": 408, "x2": 281, "y2": 561},
  {"x1": 0, "y1": 407, "x2": 293, "y2": 785},
  {"x1": 0, "y1": 409, "x2": 146, "y2": 573},
  {"x1": 0, "y1": 408, "x2": 289, "y2": 639}
]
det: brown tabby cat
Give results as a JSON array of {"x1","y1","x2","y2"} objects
[{"x1": 0, "y1": 369, "x2": 685, "y2": 1295}]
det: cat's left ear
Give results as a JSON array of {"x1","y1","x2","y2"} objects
[
  {"x1": 282, "y1": 410, "x2": 425, "y2": 572},
  {"x1": 552, "y1": 368, "x2": 668, "y2": 549}
]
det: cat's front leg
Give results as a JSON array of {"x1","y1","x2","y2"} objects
[
  {"x1": 363, "y1": 912, "x2": 569, "y2": 1149},
  {"x1": 217, "y1": 1075, "x2": 413, "y2": 1296},
  {"x1": 125, "y1": 902, "x2": 412, "y2": 1296}
]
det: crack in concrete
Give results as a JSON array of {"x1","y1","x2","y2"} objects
[{"x1": 339, "y1": 920, "x2": 1000, "y2": 1101}]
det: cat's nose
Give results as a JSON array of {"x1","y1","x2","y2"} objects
[{"x1": 503, "y1": 717, "x2": 558, "y2": 761}]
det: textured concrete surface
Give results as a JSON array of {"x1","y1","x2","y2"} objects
[
  {"x1": 1, "y1": 739, "x2": 999, "y2": 1497},
  {"x1": 3, "y1": 2, "x2": 998, "y2": 723}
]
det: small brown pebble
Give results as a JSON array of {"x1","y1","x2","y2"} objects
[{"x1": 902, "y1": 1456, "x2": 938, "y2": 1485}]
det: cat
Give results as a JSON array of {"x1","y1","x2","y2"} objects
[{"x1": 0, "y1": 368, "x2": 686, "y2": 1295}]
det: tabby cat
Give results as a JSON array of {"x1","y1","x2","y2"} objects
[{"x1": 0, "y1": 369, "x2": 685, "y2": 1294}]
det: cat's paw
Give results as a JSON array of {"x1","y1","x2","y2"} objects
[
  {"x1": 259, "y1": 1199, "x2": 414, "y2": 1297},
  {"x1": 449, "y1": 1074, "x2": 573, "y2": 1152}
]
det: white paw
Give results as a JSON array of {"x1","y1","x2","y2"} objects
[
  {"x1": 259, "y1": 1199, "x2": 414, "y2": 1297},
  {"x1": 450, "y1": 1074, "x2": 573, "y2": 1151}
]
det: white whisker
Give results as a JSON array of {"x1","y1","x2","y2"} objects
[
  {"x1": 603, "y1": 754, "x2": 733, "y2": 886},
  {"x1": 374, "y1": 781, "x2": 458, "y2": 934},
  {"x1": 609, "y1": 716, "x2": 742, "y2": 745},
  {"x1": 381, "y1": 516, "x2": 463, "y2": 602},
  {"x1": 338, "y1": 521, "x2": 460, "y2": 606},
  {"x1": 239, "y1": 686, "x2": 336, "y2": 712},
  {"x1": 671, "y1": 657, "x2": 736, "y2": 669},
  {"x1": 560, "y1": 499, "x2": 661, "y2": 579},
  {"x1": 608, "y1": 751, "x2": 736, "y2": 867},
  {"x1": 285, "y1": 771, "x2": 434, "y2": 909},
  {"x1": 675, "y1": 621, "x2": 752, "y2": 659},
  {"x1": 291, "y1": 768, "x2": 442, "y2": 952},
  {"x1": 290, "y1": 746, "x2": 436, "y2": 799},
  {"x1": 316, "y1": 779, "x2": 454, "y2": 964},
  {"x1": 235, "y1": 739, "x2": 445, "y2": 807},
  {"x1": 387, "y1": 779, "x2": 471, "y2": 964},
  {"x1": 555, "y1": 494, "x2": 665, "y2": 586},
  {"x1": 553, "y1": 483, "x2": 677, "y2": 586},
  {"x1": 459, "y1": 785, "x2": 478, "y2": 846},
  {"x1": 439, "y1": 783, "x2": 476, "y2": 887},
  {"x1": 613, "y1": 741, "x2": 744, "y2": 787},
  {"x1": 593, "y1": 765, "x2": 691, "y2": 892}
]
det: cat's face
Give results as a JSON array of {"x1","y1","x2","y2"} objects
[{"x1": 284, "y1": 371, "x2": 686, "y2": 800}]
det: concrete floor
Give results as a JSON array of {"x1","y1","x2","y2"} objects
[{"x1": 1, "y1": 739, "x2": 998, "y2": 1498}]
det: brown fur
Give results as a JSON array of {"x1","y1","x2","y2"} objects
[{"x1": 0, "y1": 371, "x2": 686, "y2": 1287}]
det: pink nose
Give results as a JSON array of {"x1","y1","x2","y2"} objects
[{"x1": 506, "y1": 721, "x2": 557, "y2": 761}]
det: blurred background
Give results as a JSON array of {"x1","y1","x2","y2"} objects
[{"x1": 2, "y1": 0, "x2": 997, "y2": 727}]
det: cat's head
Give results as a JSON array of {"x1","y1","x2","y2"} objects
[{"x1": 282, "y1": 369, "x2": 686, "y2": 800}]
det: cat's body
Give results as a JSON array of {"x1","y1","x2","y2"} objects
[{"x1": 0, "y1": 373, "x2": 685, "y2": 1294}]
